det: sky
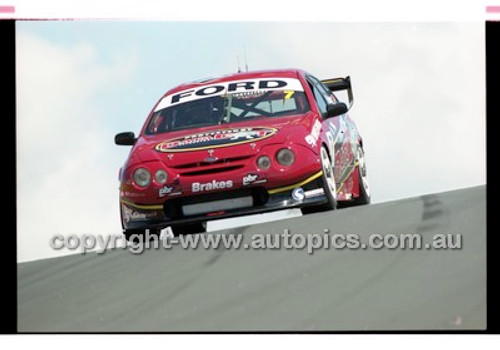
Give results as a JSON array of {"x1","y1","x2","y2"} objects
[{"x1": 16, "y1": 21, "x2": 486, "y2": 262}]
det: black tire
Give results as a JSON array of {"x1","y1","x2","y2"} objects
[
  {"x1": 303, "y1": 146, "x2": 338, "y2": 214},
  {"x1": 170, "y1": 222, "x2": 206, "y2": 237},
  {"x1": 123, "y1": 228, "x2": 160, "y2": 244},
  {"x1": 352, "y1": 146, "x2": 371, "y2": 205}
]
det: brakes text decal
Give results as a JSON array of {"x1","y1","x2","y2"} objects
[{"x1": 192, "y1": 180, "x2": 234, "y2": 193}]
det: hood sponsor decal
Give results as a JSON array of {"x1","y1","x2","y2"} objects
[{"x1": 155, "y1": 127, "x2": 278, "y2": 153}]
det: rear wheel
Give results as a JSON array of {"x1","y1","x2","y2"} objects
[
  {"x1": 352, "y1": 146, "x2": 371, "y2": 205},
  {"x1": 170, "y1": 222, "x2": 206, "y2": 237},
  {"x1": 303, "y1": 146, "x2": 337, "y2": 214}
]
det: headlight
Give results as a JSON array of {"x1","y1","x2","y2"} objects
[
  {"x1": 155, "y1": 169, "x2": 168, "y2": 184},
  {"x1": 257, "y1": 155, "x2": 271, "y2": 170},
  {"x1": 133, "y1": 168, "x2": 151, "y2": 188},
  {"x1": 276, "y1": 148, "x2": 295, "y2": 166}
]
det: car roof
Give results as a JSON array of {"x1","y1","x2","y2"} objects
[{"x1": 163, "y1": 68, "x2": 308, "y2": 97}]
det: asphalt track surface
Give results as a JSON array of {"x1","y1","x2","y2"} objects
[{"x1": 18, "y1": 185, "x2": 486, "y2": 332}]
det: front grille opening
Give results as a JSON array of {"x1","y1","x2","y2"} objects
[
  {"x1": 180, "y1": 165, "x2": 244, "y2": 176},
  {"x1": 171, "y1": 155, "x2": 253, "y2": 169},
  {"x1": 163, "y1": 187, "x2": 268, "y2": 220}
]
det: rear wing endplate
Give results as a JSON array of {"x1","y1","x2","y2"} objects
[{"x1": 321, "y1": 76, "x2": 353, "y2": 109}]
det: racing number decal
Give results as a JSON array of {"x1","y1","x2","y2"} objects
[{"x1": 283, "y1": 90, "x2": 295, "y2": 99}]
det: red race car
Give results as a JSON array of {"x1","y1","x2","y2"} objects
[{"x1": 115, "y1": 69, "x2": 370, "y2": 239}]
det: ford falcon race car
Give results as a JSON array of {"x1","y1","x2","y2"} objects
[{"x1": 115, "y1": 69, "x2": 370, "y2": 240}]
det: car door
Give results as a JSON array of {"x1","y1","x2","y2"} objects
[
  {"x1": 306, "y1": 75, "x2": 349, "y2": 185},
  {"x1": 314, "y1": 76, "x2": 357, "y2": 187}
]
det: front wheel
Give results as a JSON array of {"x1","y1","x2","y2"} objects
[
  {"x1": 303, "y1": 146, "x2": 338, "y2": 214},
  {"x1": 170, "y1": 222, "x2": 206, "y2": 237},
  {"x1": 123, "y1": 228, "x2": 160, "y2": 243}
]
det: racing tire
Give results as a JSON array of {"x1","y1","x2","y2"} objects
[
  {"x1": 123, "y1": 228, "x2": 160, "y2": 244},
  {"x1": 170, "y1": 222, "x2": 206, "y2": 237},
  {"x1": 303, "y1": 145, "x2": 338, "y2": 213},
  {"x1": 351, "y1": 145, "x2": 371, "y2": 205}
]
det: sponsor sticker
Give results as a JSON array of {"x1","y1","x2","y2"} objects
[
  {"x1": 292, "y1": 187, "x2": 305, "y2": 201},
  {"x1": 121, "y1": 205, "x2": 147, "y2": 222},
  {"x1": 121, "y1": 191, "x2": 145, "y2": 198},
  {"x1": 159, "y1": 186, "x2": 174, "y2": 198},
  {"x1": 242, "y1": 173, "x2": 268, "y2": 186},
  {"x1": 192, "y1": 180, "x2": 234, "y2": 193},
  {"x1": 304, "y1": 188, "x2": 324, "y2": 198},
  {"x1": 305, "y1": 119, "x2": 322, "y2": 146},
  {"x1": 243, "y1": 174, "x2": 259, "y2": 186},
  {"x1": 155, "y1": 127, "x2": 277, "y2": 152}
]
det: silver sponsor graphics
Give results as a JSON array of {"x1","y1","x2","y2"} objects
[
  {"x1": 159, "y1": 185, "x2": 174, "y2": 198},
  {"x1": 121, "y1": 205, "x2": 147, "y2": 223},
  {"x1": 304, "y1": 188, "x2": 324, "y2": 198},
  {"x1": 243, "y1": 174, "x2": 258, "y2": 186},
  {"x1": 243, "y1": 173, "x2": 268, "y2": 186},
  {"x1": 292, "y1": 187, "x2": 305, "y2": 201}
]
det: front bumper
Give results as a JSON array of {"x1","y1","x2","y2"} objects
[{"x1": 121, "y1": 170, "x2": 326, "y2": 230}]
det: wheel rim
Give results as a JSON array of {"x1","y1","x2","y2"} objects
[
  {"x1": 357, "y1": 147, "x2": 370, "y2": 197},
  {"x1": 321, "y1": 147, "x2": 337, "y2": 200}
]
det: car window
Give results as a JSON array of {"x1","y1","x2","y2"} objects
[
  {"x1": 308, "y1": 80, "x2": 328, "y2": 118},
  {"x1": 309, "y1": 75, "x2": 331, "y2": 95},
  {"x1": 145, "y1": 90, "x2": 310, "y2": 135},
  {"x1": 309, "y1": 75, "x2": 340, "y2": 103}
]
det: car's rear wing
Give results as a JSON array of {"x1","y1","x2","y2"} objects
[{"x1": 321, "y1": 76, "x2": 353, "y2": 109}]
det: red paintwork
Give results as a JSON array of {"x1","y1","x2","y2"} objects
[{"x1": 119, "y1": 69, "x2": 364, "y2": 208}]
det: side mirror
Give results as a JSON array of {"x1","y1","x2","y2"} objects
[
  {"x1": 326, "y1": 103, "x2": 348, "y2": 118},
  {"x1": 115, "y1": 132, "x2": 136, "y2": 146}
]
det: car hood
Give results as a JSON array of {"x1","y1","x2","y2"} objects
[{"x1": 130, "y1": 112, "x2": 317, "y2": 168}]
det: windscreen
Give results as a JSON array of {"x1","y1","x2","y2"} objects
[{"x1": 145, "y1": 78, "x2": 309, "y2": 135}]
